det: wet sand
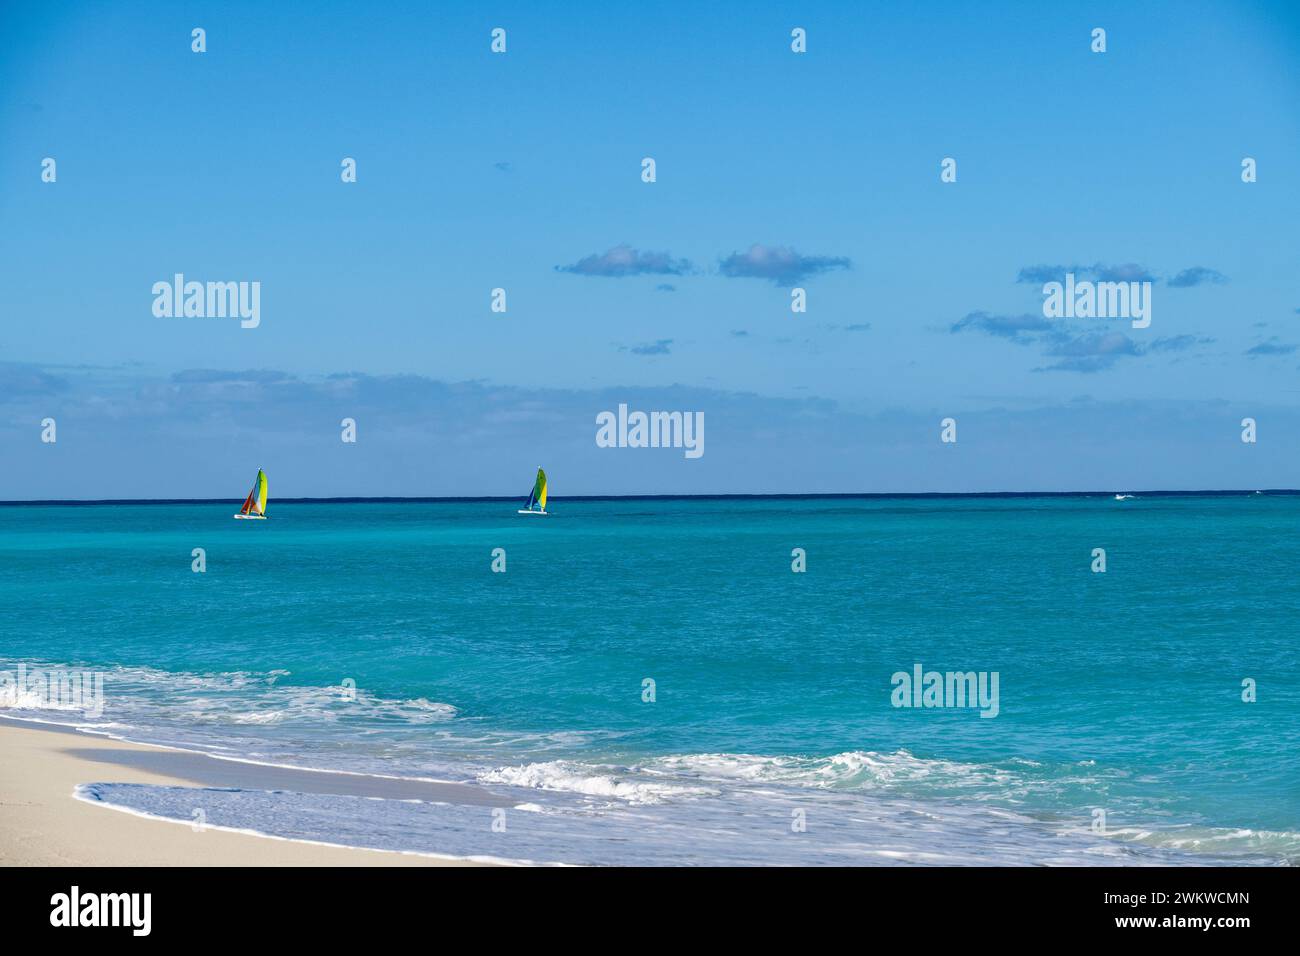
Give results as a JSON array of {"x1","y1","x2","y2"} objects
[{"x1": 0, "y1": 718, "x2": 498, "y2": 866}]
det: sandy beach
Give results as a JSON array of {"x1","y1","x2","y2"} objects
[{"x1": 0, "y1": 718, "x2": 490, "y2": 866}]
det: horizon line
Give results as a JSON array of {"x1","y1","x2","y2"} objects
[{"x1": 1, "y1": 489, "x2": 1297, "y2": 507}]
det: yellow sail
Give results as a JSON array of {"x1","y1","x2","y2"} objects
[
  {"x1": 236, "y1": 468, "x2": 269, "y2": 518},
  {"x1": 519, "y1": 467, "x2": 548, "y2": 514}
]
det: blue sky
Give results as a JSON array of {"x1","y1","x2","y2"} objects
[{"x1": 1, "y1": 0, "x2": 1298, "y2": 497}]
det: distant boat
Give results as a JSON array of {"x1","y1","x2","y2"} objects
[
  {"x1": 518, "y1": 467, "x2": 548, "y2": 516},
  {"x1": 1114, "y1": 494, "x2": 1135, "y2": 501},
  {"x1": 234, "y1": 468, "x2": 268, "y2": 520}
]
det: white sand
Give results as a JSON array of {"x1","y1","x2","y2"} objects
[{"x1": 0, "y1": 720, "x2": 488, "y2": 866}]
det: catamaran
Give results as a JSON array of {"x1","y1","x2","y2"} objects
[
  {"x1": 234, "y1": 468, "x2": 268, "y2": 520},
  {"x1": 518, "y1": 467, "x2": 548, "y2": 515}
]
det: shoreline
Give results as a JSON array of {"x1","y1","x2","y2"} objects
[
  {"x1": 2, "y1": 711, "x2": 1288, "y2": 867},
  {"x1": 0, "y1": 718, "x2": 498, "y2": 866}
]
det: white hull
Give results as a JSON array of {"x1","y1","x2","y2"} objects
[
  {"x1": 233, "y1": 514, "x2": 267, "y2": 520},
  {"x1": 517, "y1": 509, "x2": 548, "y2": 516}
]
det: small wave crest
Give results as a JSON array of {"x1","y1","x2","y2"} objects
[
  {"x1": 0, "y1": 683, "x2": 84, "y2": 712},
  {"x1": 647, "y1": 749, "x2": 1021, "y2": 794},
  {"x1": 479, "y1": 760, "x2": 720, "y2": 805},
  {"x1": 476, "y1": 749, "x2": 1020, "y2": 807},
  {"x1": 0, "y1": 657, "x2": 457, "y2": 728},
  {"x1": 1099, "y1": 823, "x2": 1300, "y2": 863}
]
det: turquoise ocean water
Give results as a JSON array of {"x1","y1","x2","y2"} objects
[{"x1": 1, "y1": 496, "x2": 1296, "y2": 865}]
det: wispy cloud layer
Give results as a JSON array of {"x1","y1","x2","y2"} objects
[
  {"x1": 950, "y1": 314, "x2": 1213, "y2": 373},
  {"x1": 718, "y1": 245, "x2": 851, "y2": 284},
  {"x1": 171, "y1": 369, "x2": 296, "y2": 385},
  {"x1": 1167, "y1": 267, "x2": 1228, "y2": 288},
  {"x1": 558, "y1": 243, "x2": 853, "y2": 285},
  {"x1": 1147, "y1": 335, "x2": 1208, "y2": 353},
  {"x1": 1016, "y1": 262, "x2": 1158, "y2": 284},
  {"x1": 624, "y1": 339, "x2": 674, "y2": 356},
  {"x1": 1016, "y1": 262, "x2": 1228, "y2": 287},
  {"x1": 2, "y1": 361, "x2": 1296, "y2": 498},
  {"x1": 1038, "y1": 331, "x2": 1141, "y2": 373},
  {"x1": 557, "y1": 245, "x2": 692, "y2": 278},
  {"x1": 1246, "y1": 338, "x2": 1297, "y2": 357},
  {"x1": 950, "y1": 312, "x2": 1052, "y2": 340},
  {"x1": 0, "y1": 362, "x2": 68, "y2": 397}
]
